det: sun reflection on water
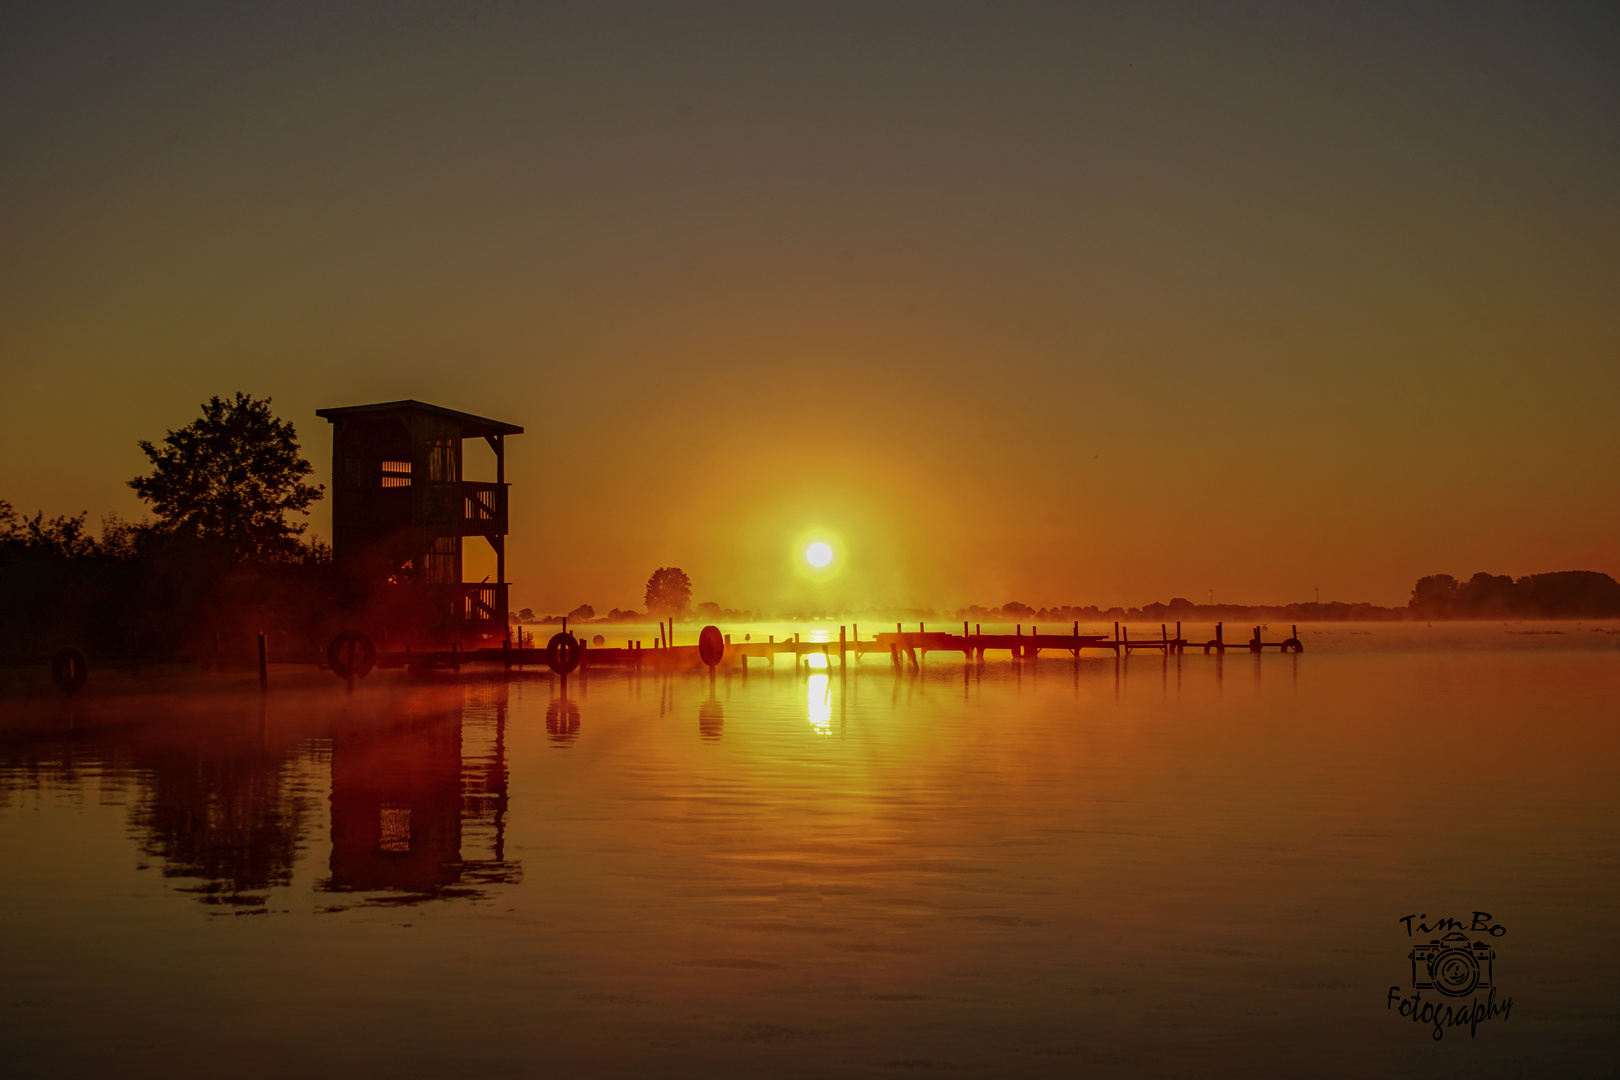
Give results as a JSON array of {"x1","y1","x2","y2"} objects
[{"x1": 807, "y1": 672, "x2": 831, "y2": 734}]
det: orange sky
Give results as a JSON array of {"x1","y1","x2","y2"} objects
[{"x1": 1, "y1": 3, "x2": 1616, "y2": 612}]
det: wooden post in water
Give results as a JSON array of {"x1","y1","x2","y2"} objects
[
  {"x1": 839, "y1": 625, "x2": 846, "y2": 666},
  {"x1": 257, "y1": 632, "x2": 268, "y2": 688}
]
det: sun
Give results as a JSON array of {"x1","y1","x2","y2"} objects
[{"x1": 805, "y1": 542, "x2": 833, "y2": 568}]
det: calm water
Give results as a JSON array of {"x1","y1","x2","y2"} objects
[{"x1": 2, "y1": 624, "x2": 1616, "y2": 1078}]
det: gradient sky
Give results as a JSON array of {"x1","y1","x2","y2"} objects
[{"x1": 2, "y1": 1, "x2": 1616, "y2": 612}]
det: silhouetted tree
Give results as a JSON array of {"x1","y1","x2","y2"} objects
[
  {"x1": 1409, "y1": 574, "x2": 1459, "y2": 617},
  {"x1": 0, "y1": 501, "x2": 101, "y2": 559},
  {"x1": 1517, "y1": 570, "x2": 1620, "y2": 616},
  {"x1": 567, "y1": 603, "x2": 596, "y2": 621},
  {"x1": 1455, "y1": 572, "x2": 1516, "y2": 615},
  {"x1": 644, "y1": 567, "x2": 692, "y2": 615},
  {"x1": 128, "y1": 393, "x2": 322, "y2": 563},
  {"x1": 1409, "y1": 570, "x2": 1620, "y2": 618}
]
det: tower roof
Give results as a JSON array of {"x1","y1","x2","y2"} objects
[{"x1": 315, "y1": 399, "x2": 523, "y2": 439}]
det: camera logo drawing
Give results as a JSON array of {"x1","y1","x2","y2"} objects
[
  {"x1": 1410, "y1": 931, "x2": 1493, "y2": 997},
  {"x1": 1387, "y1": 911, "x2": 1513, "y2": 1040}
]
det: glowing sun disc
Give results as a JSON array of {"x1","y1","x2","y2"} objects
[{"x1": 806, "y1": 542, "x2": 833, "y2": 568}]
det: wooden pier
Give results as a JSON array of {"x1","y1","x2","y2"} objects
[{"x1": 314, "y1": 618, "x2": 1302, "y2": 680}]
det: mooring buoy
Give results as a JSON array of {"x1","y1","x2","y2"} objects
[{"x1": 698, "y1": 625, "x2": 724, "y2": 669}]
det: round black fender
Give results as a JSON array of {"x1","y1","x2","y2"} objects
[
  {"x1": 1282, "y1": 637, "x2": 1304, "y2": 653},
  {"x1": 547, "y1": 632, "x2": 582, "y2": 675},
  {"x1": 327, "y1": 631, "x2": 377, "y2": 678},
  {"x1": 50, "y1": 647, "x2": 89, "y2": 695},
  {"x1": 698, "y1": 625, "x2": 725, "y2": 668}
]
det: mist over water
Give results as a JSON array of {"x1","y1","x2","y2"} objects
[{"x1": 1, "y1": 624, "x2": 1615, "y2": 1077}]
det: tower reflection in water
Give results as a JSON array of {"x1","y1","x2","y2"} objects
[{"x1": 325, "y1": 682, "x2": 521, "y2": 900}]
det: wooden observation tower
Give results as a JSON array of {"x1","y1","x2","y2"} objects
[{"x1": 316, "y1": 400, "x2": 523, "y2": 645}]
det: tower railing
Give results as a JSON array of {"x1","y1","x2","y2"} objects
[
  {"x1": 451, "y1": 582, "x2": 507, "y2": 626},
  {"x1": 460, "y1": 482, "x2": 508, "y2": 536}
]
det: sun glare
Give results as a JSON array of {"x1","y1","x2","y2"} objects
[{"x1": 805, "y1": 542, "x2": 833, "y2": 568}]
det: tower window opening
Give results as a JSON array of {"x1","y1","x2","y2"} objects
[{"x1": 381, "y1": 460, "x2": 412, "y2": 488}]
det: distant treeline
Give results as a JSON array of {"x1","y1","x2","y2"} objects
[
  {"x1": 1408, "y1": 571, "x2": 1620, "y2": 619},
  {"x1": 955, "y1": 570, "x2": 1620, "y2": 624},
  {"x1": 0, "y1": 503, "x2": 335, "y2": 660},
  {"x1": 955, "y1": 599, "x2": 1405, "y2": 624}
]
